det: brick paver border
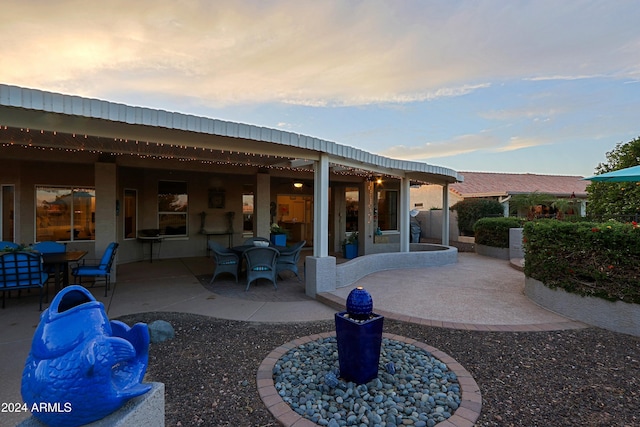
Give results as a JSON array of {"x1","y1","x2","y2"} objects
[{"x1": 257, "y1": 332, "x2": 482, "y2": 427}]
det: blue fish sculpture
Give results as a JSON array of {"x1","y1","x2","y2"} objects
[{"x1": 21, "y1": 285, "x2": 151, "y2": 427}]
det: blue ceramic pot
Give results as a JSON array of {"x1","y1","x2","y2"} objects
[
  {"x1": 335, "y1": 311, "x2": 384, "y2": 384},
  {"x1": 270, "y1": 233, "x2": 286, "y2": 246},
  {"x1": 346, "y1": 287, "x2": 373, "y2": 320}
]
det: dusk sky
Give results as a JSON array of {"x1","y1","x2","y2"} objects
[{"x1": 2, "y1": 1, "x2": 639, "y2": 176}]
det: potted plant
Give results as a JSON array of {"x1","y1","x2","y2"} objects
[
  {"x1": 342, "y1": 231, "x2": 358, "y2": 259},
  {"x1": 269, "y1": 223, "x2": 287, "y2": 246}
]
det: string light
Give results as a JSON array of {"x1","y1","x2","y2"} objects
[{"x1": 0, "y1": 126, "x2": 412, "y2": 182}]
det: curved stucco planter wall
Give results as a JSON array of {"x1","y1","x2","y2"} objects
[
  {"x1": 475, "y1": 244, "x2": 509, "y2": 260},
  {"x1": 525, "y1": 277, "x2": 640, "y2": 337},
  {"x1": 335, "y1": 245, "x2": 457, "y2": 289}
]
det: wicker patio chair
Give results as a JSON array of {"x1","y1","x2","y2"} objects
[
  {"x1": 208, "y1": 241, "x2": 240, "y2": 283},
  {"x1": 243, "y1": 247, "x2": 279, "y2": 291}
]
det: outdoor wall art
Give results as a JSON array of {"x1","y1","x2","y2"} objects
[{"x1": 208, "y1": 189, "x2": 225, "y2": 209}]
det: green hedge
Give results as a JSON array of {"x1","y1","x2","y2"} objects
[
  {"x1": 523, "y1": 219, "x2": 640, "y2": 304},
  {"x1": 451, "y1": 199, "x2": 503, "y2": 236},
  {"x1": 473, "y1": 217, "x2": 524, "y2": 248}
]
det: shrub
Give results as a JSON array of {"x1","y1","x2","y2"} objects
[
  {"x1": 523, "y1": 219, "x2": 640, "y2": 303},
  {"x1": 451, "y1": 199, "x2": 503, "y2": 236},
  {"x1": 474, "y1": 217, "x2": 524, "y2": 248}
]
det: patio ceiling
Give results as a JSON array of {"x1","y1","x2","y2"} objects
[
  {"x1": 0, "y1": 84, "x2": 462, "y2": 185},
  {"x1": 0, "y1": 124, "x2": 386, "y2": 182}
]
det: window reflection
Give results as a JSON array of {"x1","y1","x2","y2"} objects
[
  {"x1": 346, "y1": 188, "x2": 359, "y2": 232},
  {"x1": 124, "y1": 189, "x2": 137, "y2": 239},
  {"x1": 158, "y1": 181, "x2": 188, "y2": 235},
  {"x1": 243, "y1": 189, "x2": 254, "y2": 234},
  {"x1": 36, "y1": 187, "x2": 95, "y2": 242},
  {"x1": 377, "y1": 189, "x2": 398, "y2": 231}
]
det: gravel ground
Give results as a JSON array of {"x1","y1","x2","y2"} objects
[{"x1": 117, "y1": 312, "x2": 640, "y2": 427}]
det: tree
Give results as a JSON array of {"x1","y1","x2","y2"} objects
[
  {"x1": 509, "y1": 191, "x2": 555, "y2": 219},
  {"x1": 586, "y1": 136, "x2": 640, "y2": 220}
]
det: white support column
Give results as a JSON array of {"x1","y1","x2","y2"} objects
[
  {"x1": 307, "y1": 154, "x2": 334, "y2": 298},
  {"x1": 442, "y1": 183, "x2": 450, "y2": 245},
  {"x1": 313, "y1": 154, "x2": 330, "y2": 257},
  {"x1": 400, "y1": 177, "x2": 410, "y2": 252},
  {"x1": 95, "y1": 163, "x2": 118, "y2": 280},
  {"x1": 255, "y1": 172, "x2": 271, "y2": 238},
  {"x1": 332, "y1": 186, "x2": 344, "y2": 254}
]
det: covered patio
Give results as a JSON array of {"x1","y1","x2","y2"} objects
[{"x1": 0, "y1": 84, "x2": 461, "y2": 295}]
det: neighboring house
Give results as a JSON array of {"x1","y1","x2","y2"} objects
[
  {"x1": 0, "y1": 84, "x2": 461, "y2": 295},
  {"x1": 412, "y1": 171, "x2": 588, "y2": 213},
  {"x1": 411, "y1": 172, "x2": 588, "y2": 237}
]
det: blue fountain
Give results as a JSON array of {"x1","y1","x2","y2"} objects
[{"x1": 335, "y1": 287, "x2": 384, "y2": 384}]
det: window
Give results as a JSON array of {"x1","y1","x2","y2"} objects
[
  {"x1": 242, "y1": 185, "x2": 254, "y2": 234},
  {"x1": 124, "y1": 189, "x2": 137, "y2": 239},
  {"x1": 36, "y1": 186, "x2": 95, "y2": 242},
  {"x1": 158, "y1": 181, "x2": 187, "y2": 236},
  {"x1": 346, "y1": 187, "x2": 359, "y2": 232},
  {"x1": 377, "y1": 189, "x2": 398, "y2": 231},
  {"x1": 1, "y1": 185, "x2": 14, "y2": 242}
]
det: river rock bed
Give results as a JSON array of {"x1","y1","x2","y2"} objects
[
  {"x1": 273, "y1": 336, "x2": 460, "y2": 427},
  {"x1": 116, "y1": 312, "x2": 640, "y2": 427}
]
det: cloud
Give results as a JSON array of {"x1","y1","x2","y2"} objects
[
  {"x1": 495, "y1": 136, "x2": 553, "y2": 152},
  {"x1": 1, "y1": 0, "x2": 639, "y2": 109},
  {"x1": 381, "y1": 133, "x2": 502, "y2": 161},
  {"x1": 525, "y1": 75, "x2": 605, "y2": 82},
  {"x1": 381, "y1": 131, "x2": 554, "y2": 161},
  {"x1": 480, "y1": 106, "x2": 563, "y2": 122}
]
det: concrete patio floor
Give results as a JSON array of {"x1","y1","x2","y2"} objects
[{"x1": 0, "y1": 252, "x2": 583, "y2": 426}]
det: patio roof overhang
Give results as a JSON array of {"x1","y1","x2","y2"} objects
[{"x1": 0, "y1": 84, "x2": 462, "y2": 185}]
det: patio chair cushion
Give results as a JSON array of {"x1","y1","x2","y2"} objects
[{"x1": 73, "y1": 266, "x2": 108, "y2": 276}]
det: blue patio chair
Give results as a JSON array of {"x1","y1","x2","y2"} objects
[
  {"x1": 243, "y1": 247, "x2": 279, "y2": 291},
  {"x1": 0, "y1": 251, "x2": 49, "y2": 310},
  {"x1": 207, "y1": 241, "x2": 240, "y2": 283},
  {"x1": 0, "y1": 241, "x2": 19, "y2": 251},
  {"x1": 32, "y1": 241, "x2": 66, "y2": 254},
  {"x1": 276, "y1": 240, "x2": 306, "y2": 281},
  {"x1": 72, "y1": 242, "x2": 119, "y2": 296}
]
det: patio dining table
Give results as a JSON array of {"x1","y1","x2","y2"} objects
[
  {"x1": 42, "y1": 250, "x2": 88, "y2": 292},
  {"x1": 230, "y1": 244, "x2": 287, "y2": 257},
  {"x1": 137, "y1": 235, "x2": 163, "y2": 263}
]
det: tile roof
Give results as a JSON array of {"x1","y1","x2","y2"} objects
[{"x1": 450, "y1": 172, "x2": 588, "y2": 198}]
